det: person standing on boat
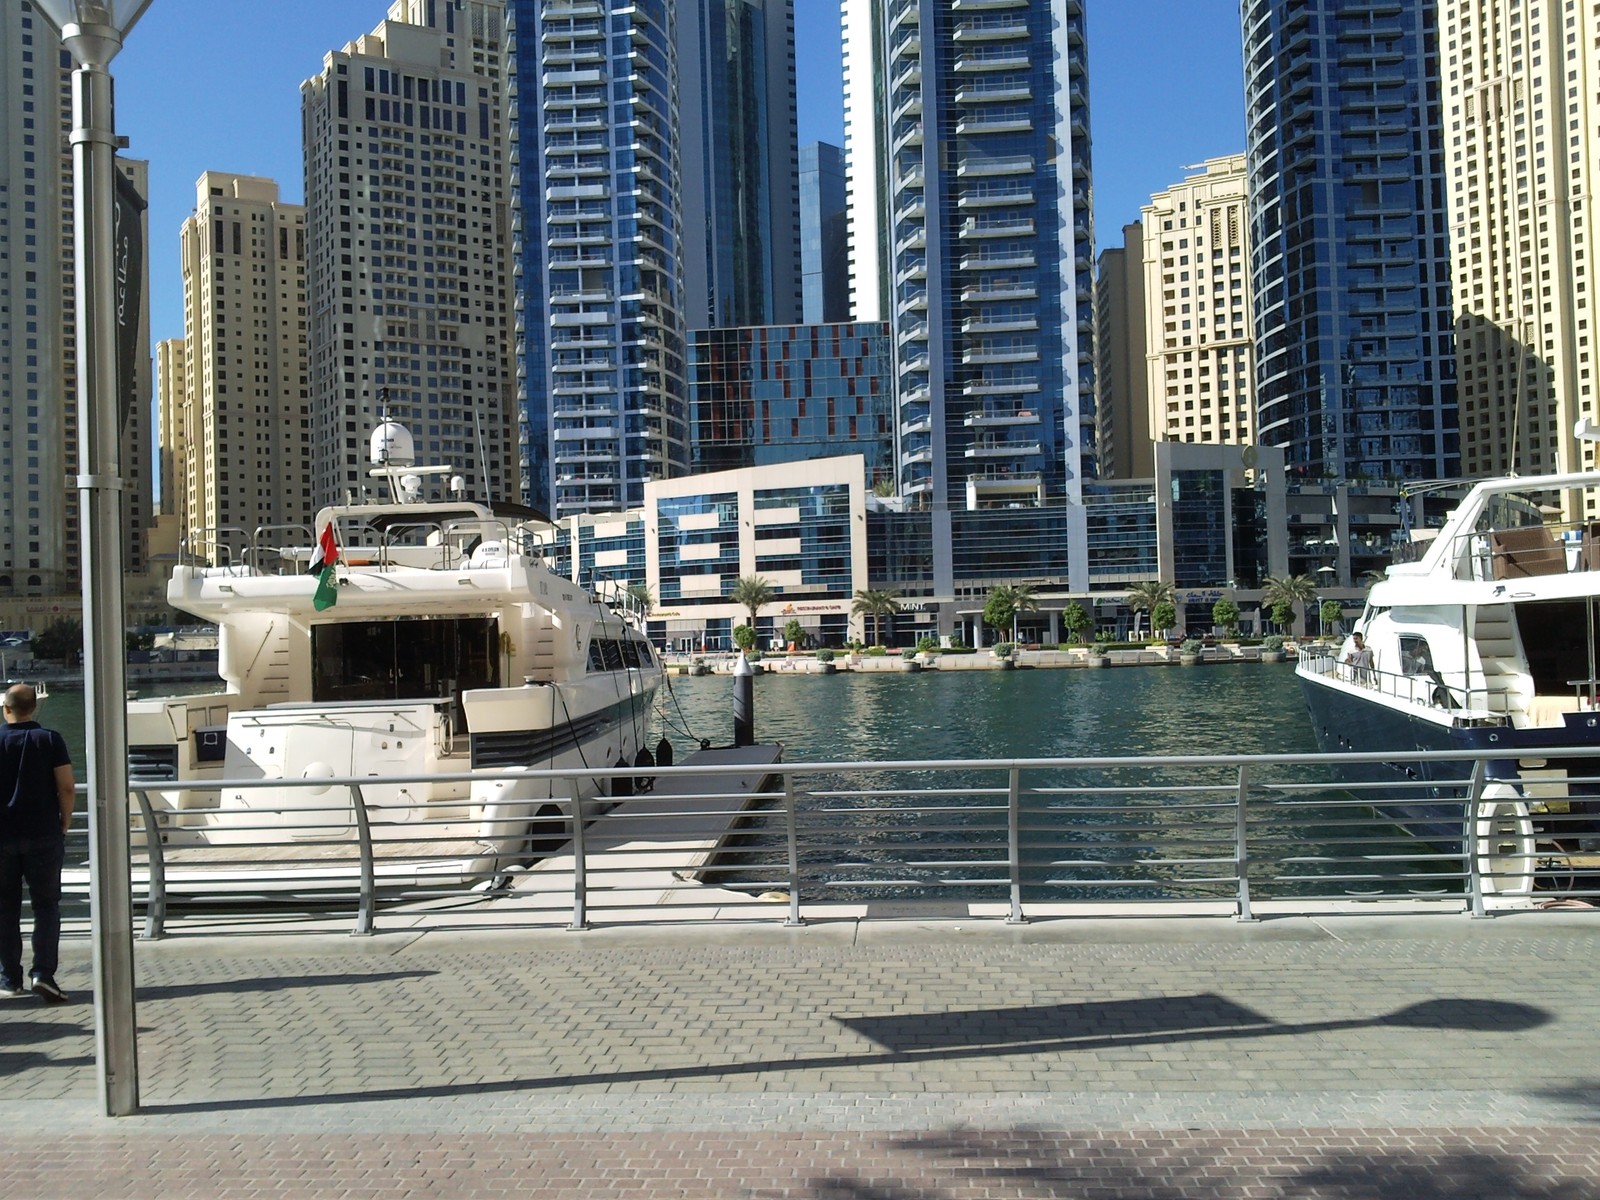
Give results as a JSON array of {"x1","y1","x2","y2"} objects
[
  {"x1": 1344, "y1": 633, "x2": 1375, "y2": 685},
  {"x1": 0, "y1": 683, "x2": 74, "y2": 1003}
]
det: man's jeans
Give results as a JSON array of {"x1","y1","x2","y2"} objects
[{"x1": 0, "y1": 834, "x2": 65, "y2": 986}]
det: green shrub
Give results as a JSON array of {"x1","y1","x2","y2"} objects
[
  {"x1": 1179, "y1": 639, "x2": 1203, "y2": 655},
  {"x1": 993, "y1": 642, "x2": 1015, "y2": 657},
  {"x1": 943, "y1": 644, "x2": 976, "y2": 654},
  {"x1": 916, "y1": 635, "x2": 939, "y2": 652},
  {"x1": 1263, "y1": 635, "x2": 1285, "y2": 652},
  {"x1": 815, "y1": 648, "x2": 835, "y2": 663},
  {"x1": 900, "y1": 647, "x2": 917, "y2": 660},
  {"x1": 867, "y1": 645, "x2": 887, "y2": 657}
]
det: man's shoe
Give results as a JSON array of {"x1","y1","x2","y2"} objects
[
  {"x1": 0, "y1": 980, "x2": 27, "y2": 999},
  {"x1": 29, "y1": 976, "x2": 67, "y2": 1004}
]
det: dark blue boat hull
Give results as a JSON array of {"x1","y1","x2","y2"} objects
[{"x1": 1299, "y1": 674, "x2": 1600, "y2": 846}]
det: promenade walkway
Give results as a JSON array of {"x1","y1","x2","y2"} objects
[{"x1": 4, "y1": 909, "x2": 1600, "y2": 1196}]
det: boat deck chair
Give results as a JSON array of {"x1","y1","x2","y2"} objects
[{"x1": 1490, "y1": 526, "x2": 1565, "y2": 579}]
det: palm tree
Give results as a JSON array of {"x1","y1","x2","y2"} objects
[
  {"x1": 1009, "y1": 582, "x2": 1040, "y2": 644},
  {"x1": 730, "y1": 575, "x2": 776, "y2": 645},
  {"x1": 1261, "y1": 574, "x2": 1317, "y2": 636},
  {"x1": 625, "y1": 582, "x2": 654, "y2": 624},
  {"x1": 851, "y1": 587, "x2": 901, "y2": 648},
  {"x1": 1124, "y1": 581, "x2": 1174, "y2": 641}
]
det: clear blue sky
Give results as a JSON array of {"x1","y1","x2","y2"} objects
[{"x1": 112, "y1": 1, "x2": 1245, "y2": 347}]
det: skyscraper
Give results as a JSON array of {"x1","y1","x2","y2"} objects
[
  {"x1": 0, "y1": 3, "x2": 150, "y2": 613},
  {"x1": 843, "y1": 0, "x2": 1096, "y2": 610},
  {"x1": 1443, "y1": 1, "x2": 1600, "y2": 500},
  {"x1": 1141, "y1": 155, "x2": 1255, "y2": 451},
  {"x1": 508, "y1": 0, "x2": 689, "y2": 519},
  {"x1": 302, "y1": 0, "x2": 514, "y2": 510},
  {"x1": 1094, "y1": 222, "x2": 1150, "y2": 480},
  {"x1": 677, "y1": 0, "x2": 802, "y2": 330},
  {"x1": 174, "y1": 173, "x2": 310, "y2": 545},
  {"x1": 1242, "y1": 0, "x2": 1456, "y2": 482},
  {"x1": 799, "y1": 141, "x2": 848, "y2": 324}
]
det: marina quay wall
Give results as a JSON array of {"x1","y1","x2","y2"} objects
[{"x1": 671, "y1": 643, "x2": 1294, "y2": 674}]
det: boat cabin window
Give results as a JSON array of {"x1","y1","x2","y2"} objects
[
  {"x1": 587, "y1": 636, "x2": 646, "y2": 672},
  {"x1": 1399, "y1": 636, "x2": 1434, "y2": 676},
  {"x1": 312, "y1": 616, "x2": 500, "y2": 727}
]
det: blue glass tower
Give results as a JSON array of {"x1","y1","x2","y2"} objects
[
  {"x1": 1242, "y1": 0, "x2": 1457, "y2": 482},
  {"x1": 845, "y1": 0, "x2": 1095, "y2": 603},
  {"x1": 508, "y1": 0, "x2": 690, "y2": 519}
]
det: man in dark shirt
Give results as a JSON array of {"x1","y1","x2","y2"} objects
[{"x1": 0, "y1": 683, "x2": 75, "y2": 1003}]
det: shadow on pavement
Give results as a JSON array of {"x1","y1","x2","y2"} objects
[
  {"x1": 133, "y1": 969, "x2": 435, "y2": 1001},
  {"x1": 135, "y1": 992, "x2": 1549, "y2": 1117},
  {"x1": 768, "y1": 1137, "x2": 1600, "y2": 1200}
]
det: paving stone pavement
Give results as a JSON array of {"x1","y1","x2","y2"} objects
[{"x1": 5, "y1": 911, "x2": 1600, "y2": 1197}]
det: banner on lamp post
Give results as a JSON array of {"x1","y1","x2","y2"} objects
[{"x1": 112, "y1": 160, "x2": 145, "y2": 435}]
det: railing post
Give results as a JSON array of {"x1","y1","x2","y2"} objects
[
  {"x1": 1007, "y1": 766, "x2": 1027, "y2": 924},
  {"x1": 1235, "y1": 764, "x2": 1256, "y2": 922},
  {"x1": 350, "y1": 783, "x2": 376, "y2": 936},
  {"x1": 130, "y1": 789, "x2": 166, "y2": 940},
  {"x1": 1464, "y1": 758, "x2": 1489, "y2": 918},
  {"x1": 568, "y1": 780, "x2": 589, "y2": 931},
  {"x1": 783, "y1": 772, "x2": 803, "y2": 927}
]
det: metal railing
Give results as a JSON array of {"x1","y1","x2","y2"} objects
[{"x1": 51, "y1": 744, "x2": 1600, "y2": 939}]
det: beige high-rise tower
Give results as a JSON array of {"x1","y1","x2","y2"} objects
[
  {"x1": 1141, "y1": 156, "x2": 1255, "y2": 450},
  {"x1": 0, "y1": 5, "x2": 150, "y2": 622},
  {"x1": 174, "y1": 173, "x2": 310, "y2": 548},
  {"x1": 1444, "y1": 1, "x2": 1600, "y2": 505},
  {"x1": 302, "y1": 0, "x2": 513, "y2": 510}
]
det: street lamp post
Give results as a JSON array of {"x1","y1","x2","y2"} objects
[{"x1": 31, "y1": 0, "x2": 154, "y2": 1118}]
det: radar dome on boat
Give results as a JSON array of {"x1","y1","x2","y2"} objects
[{"x1": 370, "y1": 420, "x2": 415, "y2": 467}]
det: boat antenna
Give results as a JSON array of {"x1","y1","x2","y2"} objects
[{"x1": 472, "y1": 401, "x2": 491, "y2": 507}]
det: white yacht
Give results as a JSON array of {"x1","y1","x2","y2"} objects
[
  {"x1": 123, "y1": 421, "x2": 663, "y2": 892},
  {"x1": 1297, "y1": 453, "x2": 1600, "y2": 891}
]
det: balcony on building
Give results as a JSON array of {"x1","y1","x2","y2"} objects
[
  {"x1": 953, "y1": 15, "x2": 1029, "y2": 41},
  {"x1": 954, "y1": 81, "x2": 1031, "y2": 104},
  {"x1": 959, "y1": 250, "x2": 1037, "y2": 273},
  {"x1": 953, "y1": 49, "x2": 1030, "y2": 73},
  {"x1": 959, "y1": 280, "x2": 1038, "y2": 303},
  {"x1": 963, "y1": 402, "x2": 1040, "y2": 426},
  {"x1": 961, "y1": 215, "x2": 1034, "y2": 239},
  {"x1": 962, "y1": 345, "x2": 1040, "y2": 366},
  {"x1": 958, "y1": 186, "x2": 1034, "y2": 209},
  {"x1": 966, "y1": 472, "x2": 1045, "y2": 509},
  {"x1": 965, "y1": 438, "x2": 1042, "y2": 460},
  {"x1": 956, "y1": 155, "x2": 1033, "y2": 179},
  {"x1": 891, "y1": 91, "x2": 923, "y2": 123},
  {"x1": 961, "y1": 313, "x2": 1038, "y2": 335},
  {"x1": 956, "y1": 112, "x2": 1032, "y2": 135}
]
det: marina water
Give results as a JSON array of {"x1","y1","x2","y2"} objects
[
  {"x1": 45, "y1": 661, "x2": 1319, "y2": 768},
  {"x1": 48, "y1": 664, "x2": 1373, "y2": 904}
]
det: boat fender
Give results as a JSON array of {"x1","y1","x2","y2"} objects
[
  {"x1": 655, "y1": 737, "x2": 673, "y2": 769},
  {"x1": 612, "y1": 753, "x2": 633, "y2": 798},
  {"x1": 634, "y1": 744, "x2": 656, "y2": 793}
]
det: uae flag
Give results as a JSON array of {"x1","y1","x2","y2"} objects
[{"x1": 309, "y1": 523, "x2": 339, "y2": 611}]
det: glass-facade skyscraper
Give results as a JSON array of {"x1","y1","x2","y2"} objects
[
  {"x1": 1242, "y1": 0, "x2": 1457, "y2": 483},
  {"x1": 843, "y1": 0, "x2": 1095, "y2": 607},
  {"x1": 508, "y1": 0, "x2": 690, "y2": 519},
  {"x1": 687, "y1": 320, "x2": 892, "y2": 484},
  {"x1": 799, "y1": 141, "x2": 848, "y2": 324},
  {"x1": 677, "y1": 0, "x2": 801, "y2": 330}
]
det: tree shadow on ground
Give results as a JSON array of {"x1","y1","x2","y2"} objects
[{"x1": 770, "y1": 1139, "x2": 1599, "y2": 1199}]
